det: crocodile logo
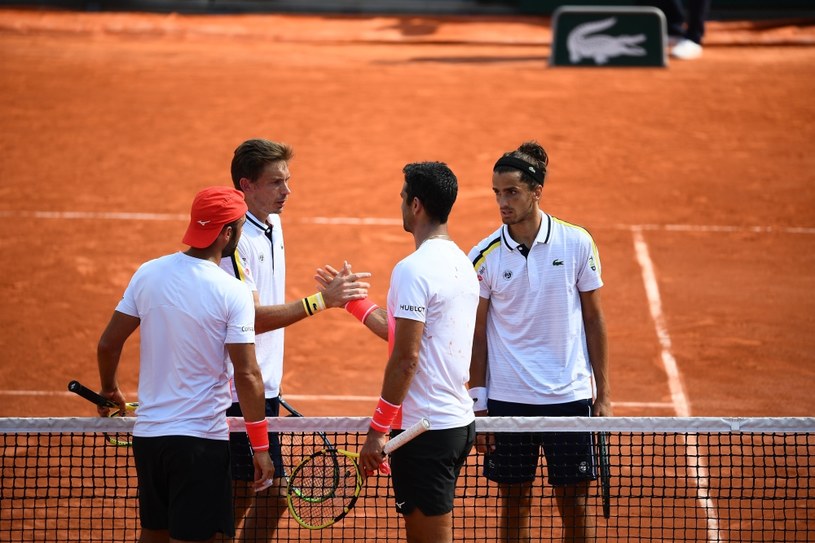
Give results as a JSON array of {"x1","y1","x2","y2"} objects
[
  {"x1": 567, "y1": 17, "x2": 646, "y2": 65},
  {"x1": 553, "y1": 259, "x2": 564, "y2": 266}
]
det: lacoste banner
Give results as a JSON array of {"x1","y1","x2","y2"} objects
[{"x1": 550, "y1": 6, "x2": 667, "y2": 67}]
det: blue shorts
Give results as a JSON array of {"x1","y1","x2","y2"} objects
[
  {"x1": 390, "y1": 422, "x2": 475, "y2": 516},
  {"x1": 484, "y1": 399, "x2": 597, "y2": 486},
  {"x1": 133, "y1": 435, "x2": 233, "y2": 540},
  {"x1": 226, "y1": 397, "x2": 285, "y2": 481}
]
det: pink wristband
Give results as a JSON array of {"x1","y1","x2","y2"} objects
[
  {"x1": 245, "y1": 419, "x2": 269, "y2": 452},
  {"x1": 370, "y1": 397, "x2": 400, "y2": 433},
  {"x1": 345, "y1": 299, "x2": 379, "y2": 324}
]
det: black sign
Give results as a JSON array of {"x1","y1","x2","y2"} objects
[{"x1": 550, "y1": 7, "x2": 667, "y2": 67}]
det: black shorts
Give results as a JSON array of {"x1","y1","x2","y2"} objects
[
  {"x1": 226, "y1": 397, "x2": 285, "y2": 481},
  {"x1": 390, "y1": 421, "x2": 475, "y2": 517},
  {"x1": 132, "y1": 435, "x2": 233, "y2": 540},
  {"x1": 484, "y1": 399, "x2": 597, "y2": 486}
]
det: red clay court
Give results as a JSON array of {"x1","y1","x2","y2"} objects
[{"x1": 0, "y1": 10, "x2": 813, "y2": 417}]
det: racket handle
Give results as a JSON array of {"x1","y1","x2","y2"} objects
[
  {"x1": 67, "y1": 380, "x2": 117, "y2": 408},
  {"x1": 383, "y1": 418, "x2": 430, "y2": 454}
]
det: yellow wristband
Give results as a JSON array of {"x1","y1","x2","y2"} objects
[{"x1": 302, "y1": 292, "x2": 326, "y2": 316}]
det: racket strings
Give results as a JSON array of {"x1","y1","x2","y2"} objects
[{"x1": 288, "y1": 451, "x2": 361, "y2": 528}]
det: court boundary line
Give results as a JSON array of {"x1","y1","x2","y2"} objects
[
  {"x1": 632, "y1": 226, "x2": 721, "y2": 542},
  {"x1": 0, "y1": 210, "x2": 813, "y2": 235}
]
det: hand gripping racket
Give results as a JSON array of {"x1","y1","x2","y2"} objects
[
  {"x1": 597, "y1": 431, "x2": 611, "y2": 518},
  {"x1": 67, "y1": 380, "x2": 137, "y2": 446},
  {"x1": 286, "y1": 417, "x2": 431, "y2": 530}
]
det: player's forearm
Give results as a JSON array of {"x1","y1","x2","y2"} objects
[
  {"x1": 469, "y1": 336, "x2": 488, "y2": 389},
  {"x1": 96, "y1": 311, "x2": 139, "y2": 392},
  {"x1": 233, "y1": 367, "x2": 267, "y2": 422},
  {"x1": 254, "y1": 300, "x2": 312, "y2": 333},
  {"x1": 585, "y1": 315, "x2": 611, "y2": 407},
  {"x1": 363, "y1": 307, "x2": 389, "y2": 341},
  {"x1": 97, "y1": 349, "x2": 121, "y2": 393},
  {"x1": 379, "y1": 353, "x2": 418, "y2": 405}
]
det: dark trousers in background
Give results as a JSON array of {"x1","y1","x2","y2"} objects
[{"x1": 636, "y1": 0, "x2": 712, "y2": 44}]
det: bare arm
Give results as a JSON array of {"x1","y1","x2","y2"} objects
[
  {"x1": 580, "y1": 288, "x2": 612, "y2": 417},
  {"x1": 254, "y1": 262, "x2": 371, "y2": 334},
  {"x1": 378, "y1": 318, "x2": 423, "y2": 405},
  {"x1": 469, "y1": 297, "x2": 490, "y2": 396},
  {"x1": 360, "y1": 306, "x2": 388, "y2": 341},
  {"x1": 96, "y1": 310, "x2": 140, "y2": 416},
  {"x1": 470, "y1": 298, "x2": 494, "y2": 453},
  {"x1": 359, "y1": 317, "x2": 423, "y2": 473},
  {"x1": 228, "y1": 342, "x2": 276, "y2": 485}
]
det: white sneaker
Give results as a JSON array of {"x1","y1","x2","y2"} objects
[{"x1": 671, "y1": 39, "x2": 703, "y2": 60}]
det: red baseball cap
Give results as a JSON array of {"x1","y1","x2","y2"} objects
[{"x1": 182, "y1": 186, "x2": 248, "y2": 249}]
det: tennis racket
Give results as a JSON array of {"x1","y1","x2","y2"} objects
[
  {"x1": 278, "y1": 395, "x2": 339, "y2": 501},
  {"x1": 597, "y1": 431, "x2": 611, "y2": 518},
  {"x1": 67, "y1": 380, "x2": 137, "y2": 446},
  {"x1": 286, "y1": 417, "x2": 431, "y2": 530}
]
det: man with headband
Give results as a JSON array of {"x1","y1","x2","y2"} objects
[{"x1": 468, "y1": 141, "x2": 611, "y2": 541}]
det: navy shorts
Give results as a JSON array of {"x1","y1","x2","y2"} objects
[
  {"x1": 133, "y1": 435, "x2": 234, "y2": 540},
  {"x1": 484, "y1": 399, "x2": 597, "y2": 486},
  {"x1": 226, "y1": 397, "x2": 285, "y2": 481},
  {"x1": 390, "y1": 422, "x2": 475, "y2": 516}
]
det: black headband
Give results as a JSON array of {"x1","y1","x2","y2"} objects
[{"x1": 493, "y1": 155, "x2": 545, "y2": 185}]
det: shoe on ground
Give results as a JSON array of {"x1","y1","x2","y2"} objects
[{"x1": 671, "y1": 39, "x2": 703, "y2": 60}]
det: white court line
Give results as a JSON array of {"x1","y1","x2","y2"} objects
[
  {"x1": 632, "y1": 227, "x2": 691, "y2": 417},
  {"x1": 1, "y1": 210, "x2": 813, "y2": 235},
  {"x1": 632, "y1": 226, "x2": 721, "y2": 542},
  {"x1": 0, "y1": 210, "x2": 187, "y2": 221}
]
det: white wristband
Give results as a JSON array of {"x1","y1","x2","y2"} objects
[{"x1": 468, "y1": 387, "x2": 488, "y2": 412}]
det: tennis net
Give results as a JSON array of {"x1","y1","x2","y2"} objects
[{"x1": 1, "y1": 416, "x2": 813, "y2": 542}]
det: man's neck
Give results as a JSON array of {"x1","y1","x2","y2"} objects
[
  {"x1": 413, "y1": 223, "x2": 450, "y2": 250},
  {"x1": 507, "y1": 209, "x2": 542, "y2": 248},
  {"x1": 183, "y1": 247, "x2": 221, "y2": 265}
]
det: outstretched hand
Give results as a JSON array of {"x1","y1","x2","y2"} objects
[{"x1": 315, "y1": 261, "x2": 372, "y2": 308}]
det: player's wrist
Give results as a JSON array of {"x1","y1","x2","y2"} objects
[
  {"x1": 370, "y1": 396, "x2": 400, "y2": 433},
  {"x1": 302, "y1": 292, "x2": 326, "y2": 316},
  {"x1": 245, "y1": 419, "x2": 269, "y2": 451},
  {"x1": 468, "y1": 386, "x2": 488, "y2": 412},
  {"x1": 345, "y1": 299, "x2": 379, "y2": 324}
]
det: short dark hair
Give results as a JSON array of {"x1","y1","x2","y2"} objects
[
  {"x1": 231, "y1": 139, "x2": 294, "y2": 189},
  {"x1": 403, "y1": 161, "x2": 458, "y2": 224},
  {"x1": 494, "y1": 140, "x2": 549, "y2": 190}
]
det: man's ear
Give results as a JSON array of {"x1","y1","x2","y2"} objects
[
  {"x1": 239, "y1": 177, "x2": 252, "y2": 192},
  {"x1": 411, "y1": 196, "x2": 423, "y2": 215}
]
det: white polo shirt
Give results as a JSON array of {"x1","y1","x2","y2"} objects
[
  {"x1": 220, "y1": 211, "x2": 286, "y2": 400},
  {"x1": 468, "y1": 212, "x2": 603, "y2": 405},
  {"x1": 117, "y1": 252, "x2": 255, "y2": 440},
  {"x1": 388, "y1": 238, "x2": 479, "y2": 431}
]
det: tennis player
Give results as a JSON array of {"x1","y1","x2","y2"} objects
[
  {"x1": 352, "y1": 162, "x2": 479, "y2": 543},
  {"x1": 96, "y1": 186, "x2": 274, "y2": 542},
  {"x1": 468, "y1": 141, "x2": 612, "y2": 542},
  {"x1": 219, "y1": 138, "x2": 372, "y2": 541}
]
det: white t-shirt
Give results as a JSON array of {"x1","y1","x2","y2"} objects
[
  {"x1": 220, "y1": 211, "x2": 285, "y2": 400},
  {"x1": 388, "y1": 238, "x2": 479, "y2": 431},
  {"x1": 468, "y1": 212, "x2": 603, "y2": 405},
  {"x1": 117, "y1": 252, "x2": 255, "y2": 440}
]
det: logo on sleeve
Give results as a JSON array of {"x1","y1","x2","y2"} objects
[
  {"x1": 588, "y1": 255, "x2": 597, "y2": 271},
  {"x1": 399, "y1": 304, "x2": 425, "y2": 314}
]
